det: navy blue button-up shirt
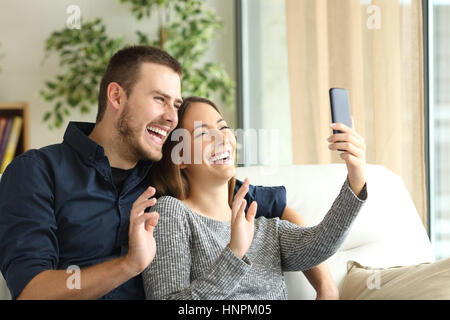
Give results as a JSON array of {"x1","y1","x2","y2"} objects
[{"x1": 0, "y1": 122, "x2": 286, "y2": 300}]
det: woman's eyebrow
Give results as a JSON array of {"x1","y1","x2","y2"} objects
[{"x1": 192, "y1": 118, "x2": 226, "y2": 133}]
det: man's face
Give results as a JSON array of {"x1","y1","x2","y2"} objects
[{"x1": 116, "y1": 62, "x2": 182, "y2": 162}]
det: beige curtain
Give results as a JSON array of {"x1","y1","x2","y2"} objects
[{"x1": 285, "y1": 0, "x2": 426, "y2": 225}]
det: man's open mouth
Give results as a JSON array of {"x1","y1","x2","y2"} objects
[{"x1": 146, "y1": 126, "x2": 169, "y2": 145}]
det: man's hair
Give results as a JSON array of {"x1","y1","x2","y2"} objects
[{"x1": 96, "y1": 45, "x2": 183, "y2": 123}]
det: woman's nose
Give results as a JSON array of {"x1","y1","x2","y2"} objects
[{"x1": 213, "y1": 129, "x2": 232, "y2": 147}]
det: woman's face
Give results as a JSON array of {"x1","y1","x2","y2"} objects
[{"x1": 179, "y1": 102, "x2": 236, "y2": 183}]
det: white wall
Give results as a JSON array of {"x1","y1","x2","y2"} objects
[{"x1": 0, "y1": 0, "x2": 236, "y2": 149}]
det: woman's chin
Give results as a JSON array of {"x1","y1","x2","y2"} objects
[
  {"x1": 208, "y1": 163, "x2": 236, "y2": 181},
  {"x1": 225, "y1": 166, "x2": 236, "y2": 180}
]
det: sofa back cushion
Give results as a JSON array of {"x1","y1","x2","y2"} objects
[{"x1": 341, "y1": 258, "x2": 450, "y2": 300}]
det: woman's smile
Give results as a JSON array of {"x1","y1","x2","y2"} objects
[{"x1": 207, "y1": 150, "x2": 233, "y2": 165}]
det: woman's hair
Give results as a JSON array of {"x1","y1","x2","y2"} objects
[{"x1": 150, "y1": 96, "x2": 236, "y2": 207}]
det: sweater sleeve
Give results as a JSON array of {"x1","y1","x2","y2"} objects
[
  {"x1": 142, "y1": 196, "x2": 252, "y2": 300},
  {"x1": 279, "y1": 177, "x2": 367, "y2": 272}
]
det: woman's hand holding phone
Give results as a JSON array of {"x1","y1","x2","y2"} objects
[
  {"x1": 327, "y1": 117, "x2": 367, "y2": 198},
  {"x1": 228, "y1": 178, "x2": 258, "y2": 259}
]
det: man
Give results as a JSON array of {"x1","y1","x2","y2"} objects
[{"x1": 0, "y1": 46, "x2": 292, "y2": 299}]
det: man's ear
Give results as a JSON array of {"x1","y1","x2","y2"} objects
[{"x1": 106, "y1": 82, "x2": 125, "y2": 111}]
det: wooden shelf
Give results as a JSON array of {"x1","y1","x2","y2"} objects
[{"x1": 0, "y1": 102, "x2": 30, "y2": 157}]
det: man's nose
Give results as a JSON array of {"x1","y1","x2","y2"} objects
[{"x1": 162, "y1": 103, "x2": 178, "y2": 126}]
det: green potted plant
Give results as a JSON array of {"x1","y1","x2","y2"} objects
[{"x1": 41, "y1": 0, "x2": 235, "y2": 129}]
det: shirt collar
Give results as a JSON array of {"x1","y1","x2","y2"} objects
[
  {"x1": 63, "y1": 121, "x2": 101, "y2": 164},
  {"x1": 63, "y1": 121, "x2": 154, "y2": 172}
]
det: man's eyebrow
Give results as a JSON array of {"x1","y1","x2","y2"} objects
[{"x1": 152, "y1": 90, "x2": 183, "y2": 104}]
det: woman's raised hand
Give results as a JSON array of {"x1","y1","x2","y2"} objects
[
  {"x1": 328, "y1": 117, "x2": 366, "y2": 197},
  {"x1": 228, "y1": 178, "x2": 258, "y2": 259}
]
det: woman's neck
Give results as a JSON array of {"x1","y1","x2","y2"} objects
[{"x1": 184, "y1": 177, "x2": 232, "y2": 222}]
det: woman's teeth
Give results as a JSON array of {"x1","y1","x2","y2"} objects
[{"x1": 209, "y1": 151, "x2": 232, "y2": 164}]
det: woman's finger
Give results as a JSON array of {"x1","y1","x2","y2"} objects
[
  {"x1": 328, "y1": 133, "x2": 364, "y2": 149},
  {"x1": 232, "y1": 178, "x2": 250, "y2": 213},
  {"x1": 234, "y1": 178, "x2": 250, "y2": 202},
  {"x1": 329, "y1": 142, "x2": 364, "y2": 159},
  {"x1": 236, "y1": 199, "x2": 247, "y2": 221},
  {"x1": 232, "y1": 193, "x2": 245, "y2": 216},
  {"x1": 331, "y1": 122, "x2": 363, "y2": 140},
  {"x1": 246, "y1": 201, "x2": 258, "y2": 223}
]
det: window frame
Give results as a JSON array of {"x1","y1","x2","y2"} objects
[{"x1": 423, "y1": 0, "x2": 432, "y2": 239}]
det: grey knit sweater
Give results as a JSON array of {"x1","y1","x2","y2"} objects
[{"x1": 142, "y1": 178, "x2": 367, "y2": 300}]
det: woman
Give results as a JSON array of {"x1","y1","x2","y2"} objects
[{"x1": 142, "y1": 96, "x2": 367, "y2": 300}]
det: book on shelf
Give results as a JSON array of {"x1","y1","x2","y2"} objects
[
  {"x1": 0, "y1": 118, "x2": 13, "y2": 167},
  {"x1": 0, "y1": 117, "x2": 7, "y2": 145},
  {"x1": 0, "y1": 117, "x2": 23, "y2": 173}
]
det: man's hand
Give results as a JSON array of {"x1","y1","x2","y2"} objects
[
  {"x1": 328, "y1": 117, "x2": 366, "y2": 197},
  {"x1": 124, "y1": 186, "x2": 160, "y2": 275},
  {"x1": 228, "y1": 178, "x2": 258, "y2": 259}
]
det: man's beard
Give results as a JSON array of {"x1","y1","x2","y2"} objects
[{"x1": 116, "y1": 103, "x2": 163, "y2": 162}]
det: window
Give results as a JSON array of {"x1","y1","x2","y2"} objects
[
  {"x1": 428, "y1": 0, "x2": 450, "y2": 260},
  {"x1": 236, "y1": 0, "x2": 292, "y2": 167}
]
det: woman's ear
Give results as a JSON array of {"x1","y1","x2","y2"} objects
[{"x1": 178, "y1": 147, "x2": 188, "y2": 170}]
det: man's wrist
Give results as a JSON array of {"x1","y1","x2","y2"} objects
[{"x1": 118, "y1": 254, "x2": 142, "y2": 278}]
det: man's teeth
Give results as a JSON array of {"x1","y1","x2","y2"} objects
[
  {"x1": 209, "y1": 151, "x2": 231, "y2": 162},
  {"x1": 147, "y1": 126, "x2": 168, "y2": 137}
]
